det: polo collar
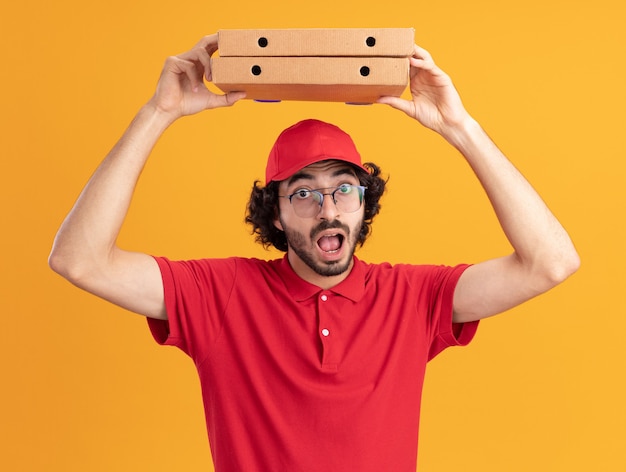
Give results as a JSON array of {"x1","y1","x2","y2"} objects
[{"x1": 278, "y1": 255, "x2": 366, "y2": 303}]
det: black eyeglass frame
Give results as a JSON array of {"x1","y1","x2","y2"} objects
[{"x1": 279, "y1": 184, "x2": 368, "y2": 217}]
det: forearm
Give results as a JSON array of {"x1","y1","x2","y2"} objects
[
  {"x1": 49, "y1": 103, "x2": 173, "y2": 279},
  {"x1": 382, "y1": 44, "x2": 579, "y2": 321},
  {"x1": 443, "y1": 117, "x2": 579, "y2": 285}
]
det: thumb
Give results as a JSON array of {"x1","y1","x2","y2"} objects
[
  {"x1": 377, "y1": 96, "x2": 415, "y2": 118},
  {"x1": 224, "y1": 91, "x2": 247, "y2": 106},
  {"x1": 210, "y1": 91, "x2": 247, "y2": 109}
]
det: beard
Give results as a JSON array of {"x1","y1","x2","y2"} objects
[{"x1": 281, "y1": 219, "x2": 359, "y2": 277}]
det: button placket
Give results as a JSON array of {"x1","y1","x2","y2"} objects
[{"x1": 317, "y1": 291, "x2": 337, "y2": 372}]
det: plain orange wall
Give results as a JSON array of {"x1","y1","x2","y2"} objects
[{"x1": 2, "y1": 0, "x2": 624, "y2": 470}]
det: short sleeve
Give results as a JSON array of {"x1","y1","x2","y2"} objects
[
  {"x1": 426, "y1": 264, "x2": 479, "y2": 360},
  {"x1": 147, "y1": 256, "x2": 237, "y2": 362}
]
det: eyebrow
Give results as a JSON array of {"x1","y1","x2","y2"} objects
[{"x1": 285, "y1": 166, "x2": 358, "y2": 187}]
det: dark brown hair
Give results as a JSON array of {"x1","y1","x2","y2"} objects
[{"x1": 245, "y1": 163, "x2": 387, "y2": 252}]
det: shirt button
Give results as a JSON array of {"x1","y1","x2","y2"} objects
[
  {"x1": 320, "y1": 294, "x2": 328, "y2": 302},
  {"x1": 321, "y1": 328, "x2": 330, "y2": 337}
]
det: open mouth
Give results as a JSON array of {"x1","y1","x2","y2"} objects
[{"x1": 317, "y1": 233, "x2": 345, "y2": 253}]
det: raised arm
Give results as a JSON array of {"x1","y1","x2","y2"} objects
[
  {"x1": 378, "y1": 45, "x2": 580, "y2": 323},
  {"x1": 48, "y1": 35, "x2": 245, "y2": 319}
]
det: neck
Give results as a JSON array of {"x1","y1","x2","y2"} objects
[{"x1": 286, "y1": 251, "x2": 354, "y2": 289}]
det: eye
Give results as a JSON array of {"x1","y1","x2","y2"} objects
[
  {"x1": 337, "y1": 184, "x2": 354, "y2": 194},
  {"x1": 292, "y1": 189, "x2": 313, "y2": 200}
]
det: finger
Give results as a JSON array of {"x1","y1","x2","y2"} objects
[
  {"x1": 199, "y1": 35, "x2": 220, "y2": 81},
  {"x1": 412, "y1": 44, "x2": 433, "y2": 62},
  {"x1": 409, "y1": 44, "x2": 439, "y2": 74},
  {"x1": 224, "y1": 91, "x2": 247, "y2": 106},
  {"x1": 176, "y1": 35, "x2": 218, "y2": 63},
  {"x1": 409, "y1": 55, "x2": 437, "y2": 73},
  {"x1": 191, "y1": 46, "x2": 213, "y2": 82},
  {"x1": 180, "y1": 36, "x2": 218, "y2": 82},
  {"x1": 169, "y1": 56, "x2": 204, "y2": 92},
  {"x1": 210, "y1": 91, "x2": 247, "y2": 109},
  {"x1": 194, "y1": 34, "x2": 219, "y2": 57},
  {"x1": 376, "y1": 96, "x2": 414, "y2": 117}
]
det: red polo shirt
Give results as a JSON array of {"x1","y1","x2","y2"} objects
[{"x1": 148, "y1": 256, "x2": 478, "y2": 472}]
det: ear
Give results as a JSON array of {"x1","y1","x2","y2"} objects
[{"x1": 273, "y1": 209, "x2": 284, "y2": 232}]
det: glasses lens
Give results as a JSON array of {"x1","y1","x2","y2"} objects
[
  {"x1": 333, "y1": 185, "x2": 364, "y2": 213},
  {"x1": 289, "y1": 185, "x2": 365, "y2": 217}
]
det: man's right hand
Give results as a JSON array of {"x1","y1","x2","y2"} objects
[
  {"x1": 49, "y1": 34, "x2": 247, "y2": 320},
  {"x1": 149, "y1": 34, "x2": 246, "y2": 121}
]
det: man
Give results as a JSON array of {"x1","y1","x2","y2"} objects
[{"x1": 49, "y1": 34, "x2": 579, "y2": 471}]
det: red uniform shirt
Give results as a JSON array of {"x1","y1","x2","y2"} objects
[{"x1": 148, "y1": 256, "x2": 478, "y2": 472}]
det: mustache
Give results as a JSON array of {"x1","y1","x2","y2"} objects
[{"x1": 310, "y1": 220, "x2": 350, "y2": 239}]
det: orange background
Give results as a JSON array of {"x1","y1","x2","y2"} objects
[{"x1": 2, "y1": 1, "x2": 624, "y2": 470}]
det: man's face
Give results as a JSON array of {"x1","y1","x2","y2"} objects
[{"x1": 275, "y1": 160, "x2": 365, "y2": 285}]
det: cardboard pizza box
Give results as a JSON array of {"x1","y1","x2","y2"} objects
[
  {"x1": 211, "y1": 56, "x2": 409, "y2": 103},
  {"x1": 217, "y1": 28, "x2": 415, "y2": 57}
]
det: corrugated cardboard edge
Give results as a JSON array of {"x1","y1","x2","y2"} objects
[
  {"x1": 217, "y1": 28, "x2": 415, "y2": 57},
  {"x1": 212, "y1": 56, "x2": 409, "y2": 103},
  {"x1": 218, "y1": 84, "x2": 406, "y2": 103}
]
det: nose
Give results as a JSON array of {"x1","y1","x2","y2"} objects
[{"x1": 317, "y1": 193, "x2": 339, "y2": 220}]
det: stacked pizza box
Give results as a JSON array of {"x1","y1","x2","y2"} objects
[{"x1": 211, "y1": 28, "x2": 415, "y2": 103}]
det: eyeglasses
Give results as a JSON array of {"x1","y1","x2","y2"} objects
[{"x1": 279, "y1": 184, "x2": 367, "y2": 218}]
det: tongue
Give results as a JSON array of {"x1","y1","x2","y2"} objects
[{"x1": 318, "y1": 235, "x2": 341, "y2": 252}]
